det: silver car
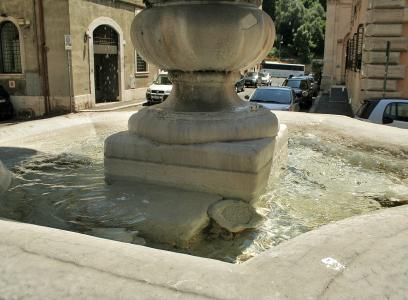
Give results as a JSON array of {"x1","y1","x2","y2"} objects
[
  {"x1": 356, "y1": 99, "x2": 408, "y2": 129},
  {"x1": 246, "y1": 87, "x2": 300, "y2": 111}
]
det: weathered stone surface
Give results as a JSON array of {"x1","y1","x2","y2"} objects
[
  {"x1": 105, "y1": 125, "x2": 288, "y2": 202},
  {"x1": 85, "y1": 228, "x2": 146, "y2": 245},
  {"x1": 131, "y1": 1, "x2": 274, "y2": 72},
  {"x1": 366, "y1": 8, "x2": 406, "y2": 24},
  {"x1": 0, "y1": 205, "x2": 407, "y2": 299},
  {"x1": 362, "y1": 51, "x2": 400, "y2": 64},
  {"x1": 68, "y1": 182, "x2": 222, "y2": 248},
  {"x1": 362, "y1": 64, "x2": 405, "y2": 79},
  {"x1": 364, "y1": 37, "x2": 408, "y2": 52},
  {"x1": 365, "y1": 24, "x2": 403, "y2": 37},
  {"x1": 361, "y1": 90, "x2": 402, "y2": 100},
  {"x1": 0, "y1": 161, "x2": 11, "y2": 194},
  {"x1": 208, "y1": 199, "x2": 263, "y2": 233},
  {"x1": 105, "y1": 133, "x2": 276, "y2": 173},
  {"x1": 368, "y1": 0, "x2": 405, "y2": 9},
  {"x1": 362, "y1": 78, "x2": 398, "y2": 91},
  {"x1": 128, "y1": 100, "x2": 280, "y2": 144}
]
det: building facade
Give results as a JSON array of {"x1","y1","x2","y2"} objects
[
  {"x1": 322, "y1": 0, "x2": 408, "y2": 113},
  {"x1": 0, "y1": 0, "x2": 158, "y2": 118}
]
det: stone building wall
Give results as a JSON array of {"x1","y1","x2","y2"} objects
[
  {"x1": 321, "y1": 0, "x2": 352, "y2": 90},
  {"x1": 0, "y1": 0, "x2": 44, "y2": 116},
  {"x1": 68, "y1": 0, "x2": 158, "y2": 111},
  {"x1": 0, "y1": 0, "x2": 156, "y2": 117},
  {"x1": 324, "y1": 0, "x2": 408, "y2": 113}
]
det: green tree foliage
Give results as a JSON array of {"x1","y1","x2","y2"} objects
[{"x1": 263, "y1": 0, "x2": 326, "y2": 63}]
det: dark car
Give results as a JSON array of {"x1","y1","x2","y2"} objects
[
  {"x1": 299, "y1": 75, "x2": 319, "y2": 97},
  {"x1": 244, "y1": 72, "x2": 261, "y2": 87},
  {"x1": 235, "y1": 77, "x2": 245, "y2": 93},
  {"x1": 0, "y1": 85, "x2": 13, "y2": 120},
  {"x1": 282, "y1": 77, "x2": 313, "y2": 108}
]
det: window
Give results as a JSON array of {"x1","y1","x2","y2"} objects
[
  {"x1": 345, "y1": 25, "x2": 364, "y2": 72},
  {"x1": 0, "y1": 21, "x2": 22, "y2": 73},
  {"x1": 356, "y1": 100, "x2": 379, "y2": 119},
  {"x1": 356, "y1": 25, "x2": 364, "y2": 70},
  {"x1": 384, "y1": 102, "x2": 408, "y2": 123},
  {"x1": 135, "y1": 52, "x2": 148, "y2": 73}
]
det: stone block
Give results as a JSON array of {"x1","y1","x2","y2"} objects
[
  {"x1": 361, "y1": 90, "x2": 401, "y2": 100},
  {"x1": 365, "y1": 24, "x2": 402, "y2": 37},
  {"x1": 362, "y1": 78, "x2": 398, "y2": 91},
  {"x1": 368, "y1": 0, "x2": 405, "y2": 9},
  {"x1": 362, "y1": 51, "x2": 400, "y2": 64},
  {"x1": 366, "y1": 9, "x2": 405, "y2": 24},
  {"x1": 364, "y1": 37, "x2": 408, "y2": 52},
  {"x1": 105, "y1": 125, "x2": 288, "y2": 202},
  {"x1": 362, "y1": 64, "x2": 405, "y2": 79}
]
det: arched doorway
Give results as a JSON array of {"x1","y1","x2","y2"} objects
[{"x1": 93, "y1": 25, "x2": 119, "y2": 103}]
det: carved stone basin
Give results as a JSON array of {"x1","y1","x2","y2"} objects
[{"x1": 131, "y1": 1, "x2": 275, "y2": 71}]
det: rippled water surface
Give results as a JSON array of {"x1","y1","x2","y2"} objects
[{"x1": 1, "y1": 125, "x2": 407, "y2": 263}]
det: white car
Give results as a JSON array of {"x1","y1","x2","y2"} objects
[
  {"x1": 146, "y1": 73, "x2": 173, "y2": 104},
  {"x1": 259, "y1": 72, "x2": 271, "y2": 86},
  {"x1": 355, "y1": 99, "x2": 408, "y2": 129}
]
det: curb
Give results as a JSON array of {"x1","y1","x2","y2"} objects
[{"x1": 79, "y1": 100, "x2": 145, "y2": 112}]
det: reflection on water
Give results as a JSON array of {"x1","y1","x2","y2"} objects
[{"x1": 1, "y1": 130, "x2": 407, "y2": 263}]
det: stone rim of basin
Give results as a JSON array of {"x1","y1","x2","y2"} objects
[
  {"x1": 208, "y1": 199, "x2": 263, "y2": 233},
  {"x1": 0, "y1": 161, "x2": 12, "y2": 194}
]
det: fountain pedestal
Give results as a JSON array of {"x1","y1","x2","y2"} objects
[{"x1": 105, "y1": 0, "x2": 288, "y2": 202}]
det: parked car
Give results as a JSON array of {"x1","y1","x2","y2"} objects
[
  {"x1": 146, "y1": 72, "x2": 173, "y2": 104},
  {"x1": 244, "y1": 72, "x2": 261, "y2": 87},
  {"x1": 0, "y1": 85, "x2": 13, "y2": 120},
  {"x1": 355, "y1": 99, "x2": 408, "y2": 129},
  {"x1": 282, "y1": 77, "x2": 313, "y2": 108},
  {"x1": 235, "y1": 77, "x2": 245, "y2": 93},
  {"x1": 245, "y1": 87, "x2": 300, "y2": 111},
  {"x1": 299, "y1": 75, "x2": 319, "y2": 97},
  {"x1": 258, "y1": 72, "x2": 271, "y2": 86}
]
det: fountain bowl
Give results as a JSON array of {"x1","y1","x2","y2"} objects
[{"x1": 131, "y1": 0, "x2": 275, "y2": 71}]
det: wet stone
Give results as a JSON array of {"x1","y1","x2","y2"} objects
[
  {"x1": 373, "y1": 196, "x2": 408, "y2": 208},
  {"x1": 0, "y1": 161, "x2": 12, "y2": 194},
  {"x1": 208, "y1": 199, "x2": 263, "y2": 233},
  {"x1": 85, "y1": 227, "x2": 146, "y2": 245}
]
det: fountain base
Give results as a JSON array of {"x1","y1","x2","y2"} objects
[{"x1": 105, "y1": 125, "x2": 288, "y2": 202}]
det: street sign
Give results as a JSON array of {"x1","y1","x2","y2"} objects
[{"x1": 64, "y1": 35, "x2": 72, "y2": 51}]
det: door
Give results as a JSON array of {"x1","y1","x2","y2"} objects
[{"x1": 93, "y1": 25, "x2": 119, "y2": 103}]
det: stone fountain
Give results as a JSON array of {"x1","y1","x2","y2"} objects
[{"x1": 105, "y1": 0, "x2": 288, "y2": 203}]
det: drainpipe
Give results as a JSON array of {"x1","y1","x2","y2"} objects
[{"x1": 35, "y1": 0, "x2": 50, "y2": 115}]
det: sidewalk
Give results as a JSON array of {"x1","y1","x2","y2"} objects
[
  {"x1": 79, "y1": 99, "x2": 146, "y2": 112},
  {"x1": 310, "y1": 86, "x2": 354, "y2": 117}
]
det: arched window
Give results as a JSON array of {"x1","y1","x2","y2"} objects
[{"x1": 0, "y1": 21, "x2": 22, "y2": 73}]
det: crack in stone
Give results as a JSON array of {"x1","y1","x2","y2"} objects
[{"x1": 0, "y1": 242, "x2": 229, "y2": 300}]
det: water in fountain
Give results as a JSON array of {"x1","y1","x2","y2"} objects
[{"x1": 1, "y1": 114, "x2": 407, "y2": 263}]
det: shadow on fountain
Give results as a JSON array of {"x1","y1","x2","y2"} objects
[{"x1": 0, "y1": 147, "x2": 38, "y2": 167}]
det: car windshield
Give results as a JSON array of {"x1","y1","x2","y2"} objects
[
  {"x1": 154, "y1": 75, "x2": 172, "y2": 85},
  {"x1": 250, "y1": 89, "x2": 292, "y2": 104},
  {"x1": 285, "y1": 80, "x2": 301, "y2": 88},
  {"x1": 259, "y1": 73, "x2": 266, "y2": 77},
  {"x1": 246, "y1": 72, "x2": 257, "y2": 77}
]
